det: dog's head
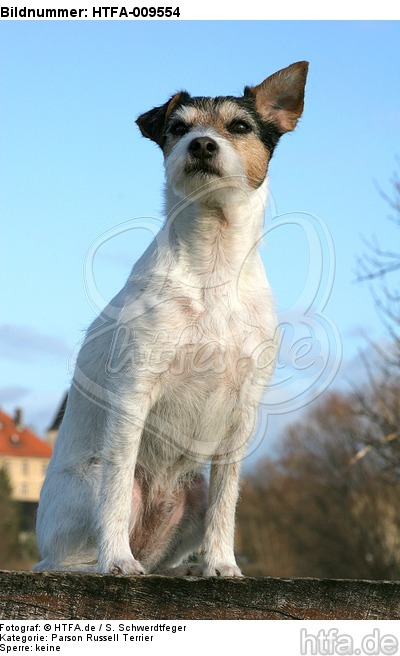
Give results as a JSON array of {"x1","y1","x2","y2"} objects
[{"x1": 136, "y1": 62, "x2": 308, "y2": 199}]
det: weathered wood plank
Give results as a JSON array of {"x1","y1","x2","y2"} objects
[{"x1": 0, "y1": 571, "x2": 399, "y2": 620}]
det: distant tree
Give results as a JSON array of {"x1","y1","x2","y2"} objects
[
  {"x1": 355, "y1": 164, "x2": 400, "y2": 470},
  {"x1": 357, "y1": 163, "x2": 400, "y2": 284},
  {"x1": 236, "y1": 164, "x2": 400, "y2": 580},
  {"x1": 236, "y1": 391, "x2": 400, "y2": 580},
  {"x1": 0, "y1": 468, "x2": 21, "y2": 568}
]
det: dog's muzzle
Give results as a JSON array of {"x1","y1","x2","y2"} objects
[{"x1": 186, "y1": 136, "x2": 220, "y2": 176}]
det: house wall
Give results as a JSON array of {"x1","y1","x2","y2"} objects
[{"x1": 0, "y1": 456, "x2": 49, "y2": 502}]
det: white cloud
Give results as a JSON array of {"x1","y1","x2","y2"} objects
[
  {"x1": 0, "y1": 385, "x2": 30, "y2": 404},
  {"x1": 0, "y1": 323, "x2": 70, "y2": 362}
]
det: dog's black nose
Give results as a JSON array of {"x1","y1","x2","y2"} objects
[{"x1": 188, "y1": 136, "x2": 218, "y2": 159}]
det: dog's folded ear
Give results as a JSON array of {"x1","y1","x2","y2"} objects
[
  {"x1": 136, "y1": 91, "x2": 190, "y2": 147},
  {"x1": 245, "y1": 61, "x2": 309, "y2": 133}
]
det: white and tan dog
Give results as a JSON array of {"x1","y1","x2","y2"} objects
[{"x1": 34, "y1": 62, "x2": 308, "y2": 576}]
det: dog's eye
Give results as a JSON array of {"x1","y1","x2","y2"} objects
[
  {"x1": 170, "y1": 121, "x2": 189, "y2": 137},
  {"x1": 228, "y1": 120, "x2": 252, "y2": 135}
]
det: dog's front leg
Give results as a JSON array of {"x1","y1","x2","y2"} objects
[
  {"x1": 96, "y1": 393, "x2": 152, "y2": 575},
  {"x1": 202, "y1": 455, "x2": 245, "y2": 578}
]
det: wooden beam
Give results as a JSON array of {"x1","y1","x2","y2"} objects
[{"x1": 1, "y1": 571, "x2": 399, "y2": 620}]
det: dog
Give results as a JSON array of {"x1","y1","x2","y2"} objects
[{"x1": 34, "y1": 61, "x2": 308, "y2": 576}]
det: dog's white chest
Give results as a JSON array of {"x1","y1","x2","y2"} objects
[{"x1": 136, "y1": 281, "x2": 275, "y2": 479}]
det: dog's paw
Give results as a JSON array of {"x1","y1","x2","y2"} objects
[
  {"x1": 100, "y1": 555, "x2": 145, "y2": 576},
  {"x1": 163, "y1": 563, "x2": 204, "y2": 576},
  {"x1": 203, "y1": 563, "x2": 243, "y2": 577}
]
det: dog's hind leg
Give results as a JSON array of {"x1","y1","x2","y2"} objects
[{"x1": 32, "y1": 558, "x2": 98, "y2": 573}]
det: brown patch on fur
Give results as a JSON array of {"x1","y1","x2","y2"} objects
[
  {"x1": 229, "y1": 133, "x2": 270, "y2": 188},
  {"x1": 177, "y1": 296, "x2": 206, "y2": 319},
  {"x1": 166, "y1": 93, "x2": 184, "y2": 122}
]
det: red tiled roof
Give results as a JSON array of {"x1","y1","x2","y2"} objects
[{"x1": 0, "y1": 410, "x2": 52, "y2": 458}]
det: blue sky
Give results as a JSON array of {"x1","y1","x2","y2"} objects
[{"x1": 1, "y1": 20, "x2": 399, "y2": 461}]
